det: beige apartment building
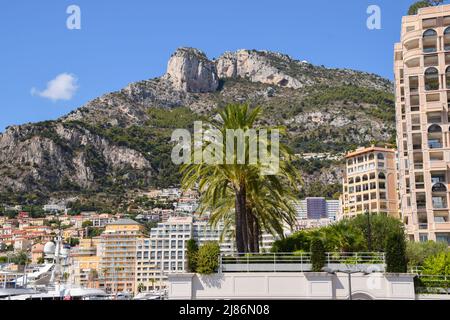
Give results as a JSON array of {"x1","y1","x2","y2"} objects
[
  {"x1": 394, "y1": 5, "x2": 450, "y2": 244},
  {"x1": 98, "y1": 219, "x2": 145, "y2": 294},
  {"x1": 68, "y1": 238, "x2": 101, "y2": 289},
  {"x1": 342, "y1": 146, "x2": 398, "y2": 218}
]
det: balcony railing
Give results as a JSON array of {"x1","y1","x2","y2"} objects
[
  {"x1": 417, "y1": 202, "x2": 427, "y2": 210},
  {"x1": 429, "y1": 141, "x2": 443, "y2": 149},
  {"x1": 219, "y1": 252, "x2": 385, "y2": 273},
  {"x1": 419, "y1": 223, "x2": 429, "y2": 230}
]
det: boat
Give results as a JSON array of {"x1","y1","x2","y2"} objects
[{"x1": 133, "y1": 291, "x2": 164, "y2": 300}]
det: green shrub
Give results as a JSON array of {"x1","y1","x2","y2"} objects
[
  {"x1": 406, "y1": 241, "x2": 449, "y2": 268},
  {"x1": 271, "y1": 214, "x2": 404, "y2": 254},
  {"x1": 385, "y1": 233, "x2": 407, "y2": 273},
  {"x1": 310, "y1": 239, "x2": 326, "y2": 272},
  {"x1": 408, "y1": 1, "x2": 443, "y2": 15},
  {"x1": 196, "y1": 242, "x2": 221, "y2": 275},
  {"x1": 421, "y1": 252, "x2": 450, "y2": 276},
  {"x1": 186, "y1": 239, "x2": 199, "y2": 272}
]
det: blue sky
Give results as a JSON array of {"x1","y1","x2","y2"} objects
[{"x1": 0, "y1": 0, "x2": 420, "y2": 132}]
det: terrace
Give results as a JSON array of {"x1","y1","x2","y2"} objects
[{"x1": 219, "y1": 252, "x2": 386, "y2": 273}]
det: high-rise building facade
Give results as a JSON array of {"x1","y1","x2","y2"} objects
[
  {"x1": 395, "y1": 5, "x2": 450, "y2": 244},
  {"x1": 99, "y1": 219, "x2": 144, "y2": 294},
  {"x1": 306, "y1": 198, "x2": 327, "y2": 219},
  {"x1": 294, "y1": 198, "x2": 341, "y2": 221},
  {"x1": 135, "y1": 217, "x2": 275, "y2": 291},
  {"x1": 341, "y1": 146, "x2": 399, "y2": 219}
]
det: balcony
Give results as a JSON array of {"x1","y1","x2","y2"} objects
[
  {"x1": 402, "y1": 29, "x2": 422, "y2": 43},
  {"x1": 430, "y1": 160, "x2": 447, "y2": 170},
  {"x1": 425, "y1": 102, "x2": 445, "y2": 112},
  {"x1": 403, "y1": 47, "x2": 422, "y2": 62},
  {"x1": 435, "y1": 223, "x2": 450, "y2": 231}
]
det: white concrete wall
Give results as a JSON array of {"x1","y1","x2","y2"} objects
[{"x1": 168, "y1": 272, "x2": 416, "y2": 300}]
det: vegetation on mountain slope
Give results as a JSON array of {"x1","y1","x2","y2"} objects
[{"x1": 0, "y1": 48, "x2": 396, "y2": 205}]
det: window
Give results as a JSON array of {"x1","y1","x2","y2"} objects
[
  {"x1": 424, "y1": 55, "x2": 439, "y2": 67},
  {"x1": 423, "y1": 29, "x2": 438, "y2": 53},
  {"x1": 427, "y1": 111, "x2": 442, "y2": 124},
  {"x1": 419, "y1": 234, "x2": 428, "y2": 243},
  {"x1": 432, "y1": 183, "x2": 447, "y2": 193},
  {"x1": 436, "y1": 233, "x2": 450, "y2": 245},
  {"x1": 428, "y1": 124, "x2": 443, "y2": 149},
  {"x1": 446, "y1": 67, "x2": 450, "y2": 89},
  {"x1": 425, "y1": 67, "x2": 440, "y2": 90},
  {"x1": 445, "y1": 27, "x2": 450, "y2": 51}
]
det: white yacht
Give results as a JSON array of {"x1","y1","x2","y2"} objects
[{"x1": 133, "y1": 291, "x2": 165, "y2": 300}]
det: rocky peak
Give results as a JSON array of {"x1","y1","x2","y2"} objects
[
  {"x1": 164, "y1": 47, "x2": 219, "y2": 93},
  {"x1": 215, "y1": 49, "x2": 305, "y2": 89}
]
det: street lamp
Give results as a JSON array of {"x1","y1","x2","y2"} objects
[{"x1": 323, "y1": 267, "x2": 371, "y2": 300}]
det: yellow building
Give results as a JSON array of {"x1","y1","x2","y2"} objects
[
  {"x1": 98, "y1": 219, "x2": 144, "y2": 294},
  {"x1": 69, "y1": 238, "x2": 101, "y2": 288},
  {"x1": 342, "y1": 146, "x2": 399, "y2": 219},
  {"x1": 31, "y1": 243, "x2": 44, "y2": 264}
]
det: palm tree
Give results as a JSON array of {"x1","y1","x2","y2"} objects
[
  {"x1": 88, "y1": 269, "x2": 98, "y2": 288},
  {"x1": 181, "y1": 103, "x2": 301, "y2": 253}
]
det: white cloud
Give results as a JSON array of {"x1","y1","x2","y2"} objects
[{"x1": 31, "y1": 73, "x2": 78, "y2": 102}]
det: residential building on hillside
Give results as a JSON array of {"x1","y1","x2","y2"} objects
[{"x1": 341, "y1": 146, "x2": 399, "y2": 219}]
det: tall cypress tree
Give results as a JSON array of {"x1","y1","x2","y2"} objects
[{"x1": 385, "y1": 233, "x2": 408, "y2": 273}]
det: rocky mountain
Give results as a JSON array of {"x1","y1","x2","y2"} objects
[{"x1": 0, "y1": 47, "x2": 395, "y2": 203}]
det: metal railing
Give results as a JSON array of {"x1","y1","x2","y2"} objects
[
  {"x1": 219, "y1": 252, "x2": 385, "y2": 273},
  {"x1": 415, "y1": 274, "x2": 450, "y2": 295}
]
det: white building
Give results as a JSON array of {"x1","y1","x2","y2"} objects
[
  {"x1": 174, "y1": 202, "x2": 199, "y2": 215},
  {"x1": 43, "y1": 204, "x2": 66, "y2": 213},
  {"x1": 135, "y1": 217, "x2": 276, "y2": 290}
]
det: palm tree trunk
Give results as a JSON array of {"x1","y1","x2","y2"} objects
[
  {"x1": 246, "y1": 208, "x2": 254, "y2": 253},
  {"x1": 235, "y1": 185, "x2": 248, "y2": 253},
  {"x1": 253, "y1": 218, "x2": 260, "y2": 253},
  {"x1": 245, "y1": 207, "x2": 260, "y2": 253}
]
